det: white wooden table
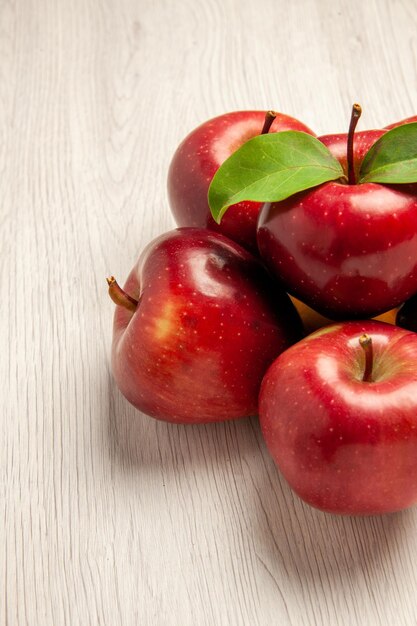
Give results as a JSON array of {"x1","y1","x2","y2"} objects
[{"x1": 3, "y1": 0, "x2": 417, "y2": 624}]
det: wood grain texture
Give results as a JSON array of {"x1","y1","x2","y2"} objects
[{"x1": 2, "y1": 0, "x2": 417, "y2": 624}]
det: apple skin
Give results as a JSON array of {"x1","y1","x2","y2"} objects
[
  {"x1": 257, "y1": 131, "x2": 417, "y2": 319},
  {"x1": 110, "y1": 228, "x2": 303, "y2": 423},
  {"x1": 259, "y1": 320, "x2": 417, "y2": 515},
  {"x1": 167, "y1": 110, "x2": 315, "y2": 253}
]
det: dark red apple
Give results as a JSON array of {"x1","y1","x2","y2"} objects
[
  {"x1": 259, "y1": 320, "x2": 417, "y2": 515},
  {"x1": 257, "y1": 110, "x2": 417, "y2": 318},
  {"x1": 167, "y1": 110, "x2": 315, "y2": 253},
  {"x1": 108, "y1": 228, "x2": 303, "y2": 423}
]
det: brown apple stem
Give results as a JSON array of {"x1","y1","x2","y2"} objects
[
  {"x1": 347, "y1": 103, "x2": 362, "y2": 185},
  {"x1": 107, "y1": 276, "x2": 138, "y2": 312},
  {"x1": 261, "y1": 110, "x2": 278, "y2": 135},
  {"x1": 359, "y1": 334, "x2": 373, "y2": 382}
]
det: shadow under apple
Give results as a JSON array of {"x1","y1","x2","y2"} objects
[
  {"x1": 106, "y1": 375, "x2": 260, "y2": 477},
  {"x1": 247, "y1": 417, "x2": 416, "y2": 622}
]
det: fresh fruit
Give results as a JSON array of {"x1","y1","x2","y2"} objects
[
  {"x1": 256, "y1": 107, "x2": 417, "y2": 318},
  {"x1": 167, "y1": 110, "x2": 315, "y2": 252},
  {"x1": 259, "y1": 320, "x2": 417, "y2": 515},
  {"x1": 108, "y1": 228, "x2": 303, "y2": 423}
]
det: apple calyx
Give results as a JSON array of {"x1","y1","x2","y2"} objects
[
  {"x1": 261, "y1": 110, "x2": 278, "y2": 135},
  {"x1": 347, "y1": 103, "x2": 362, "y2": 185},
  {"x1": 107, "y1": 276, "x2": 138, "y2": 312},
  {"x1": 359, "y1": 333, "x2": 373, "y2": 382}
]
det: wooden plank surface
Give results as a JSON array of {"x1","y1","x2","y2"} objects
[{"x1": 2, "y1": 0, "x2": 417, "y2": 624}]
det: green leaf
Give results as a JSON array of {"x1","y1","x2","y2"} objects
[
  {"x1": 208, "y1": 131, "x2": 344, "y2": 224},
  {"x1": 359, "y1": 122, "x2": 417, "y2": 184}
]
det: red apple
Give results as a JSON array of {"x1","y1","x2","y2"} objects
[
  {"x1": 108, "y1": 228, "x2": 303, "y2": 423},
  {"x1": 167, "y1": 110, "x2": 315, "y2": 253},
  {"x1": 259, "y1": 320, "x2": 417, "y2": 515},
  {"x1": 257, "y1": 110, "x2": 417, "y2": 318}
]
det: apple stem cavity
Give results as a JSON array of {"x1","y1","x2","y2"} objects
[
  {"x1": 359, "y1": 333, "x2": 373, "y2": 382},
  {"x1": 107, "y1": 276, "x2": 138, "y2": 312},
  {"x1": 261, "y1": 110, "x2": 278, "y2": 135},
  {"x1": 347, "y1": 103, "x2": 362, "y2": 185}
]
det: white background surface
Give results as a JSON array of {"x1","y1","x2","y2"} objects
[{"x1": 3, "y1": 0, "x2": 417, "y2": 624}]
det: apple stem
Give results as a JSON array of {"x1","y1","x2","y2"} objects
[
  {"x1": 261, "y1": 110, "x2": 278, "y2": 135},
  {"x1": 347, "y1": 103, "x2": 362, "y2": 185},
  {"x1": 107, "y1": 276, "x2": 138, "y2": 311},
  {"x1": 359, "y1": 334, "x2": 373, "y2": 382}
]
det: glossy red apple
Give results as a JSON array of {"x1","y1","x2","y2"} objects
[
  {"x1": 167, "y1": 110, "x2": 315, "y2": 253},
  {"x1": 257, "y1": 108, "x2": 417, "y2": 318},
  {"x1": 259, "y1": 320, "x2": 417, "y2": 515},
  {"x1": 108, "y1": 228, "x2": 303, "y2": 423}
]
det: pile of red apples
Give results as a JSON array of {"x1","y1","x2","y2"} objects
[{"x1": 108, "y1": 106, "x2": 417, "y2": 515}]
